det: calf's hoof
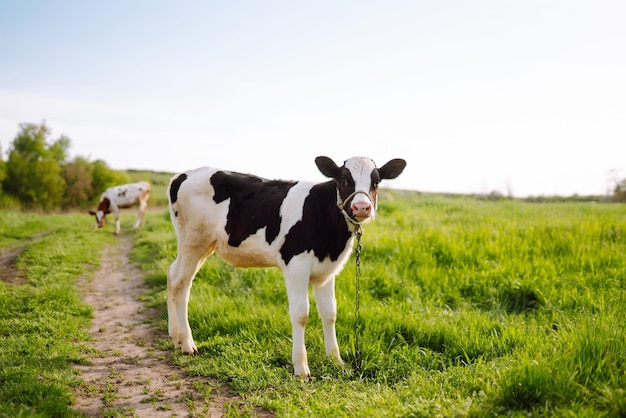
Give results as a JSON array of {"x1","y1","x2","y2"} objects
[
  {"x1": 180, "y1": 340, "x2": 198, "y2": 355},
  {"x1": 294, "y1": 371, "x2": 311, "y2": 381},
  {"x1": 293, "y1": 365, "x2": 311, "y2": 380}
]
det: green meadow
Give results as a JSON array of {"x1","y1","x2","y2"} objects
[
  {"x1": 1, "y1": 191, "x2": 625, "y2": 416},
  {"x1": 0, "y1": 211, "x2": 116, "y2": 417}
]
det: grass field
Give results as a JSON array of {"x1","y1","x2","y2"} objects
[
  {"x1": 132, "y1": 191, "x2": 626, "y2": 416},
  {"x1": 1, "y1": 191, "x2": 625, "y2": 416},
  {"x1": 0, "y1": 212, "x2": 115, "y2": 417}
]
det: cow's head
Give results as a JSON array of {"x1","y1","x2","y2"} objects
[
  {"x1": 315, "y1": 156, "x2": 407, "y2": 225},
  {"x1": 89, "y1": 198, "x2": 111, "y2": 229}
]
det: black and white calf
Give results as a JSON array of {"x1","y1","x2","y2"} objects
[{"x1": 167, "y1": 156, "x2": 406, "y2": 378}]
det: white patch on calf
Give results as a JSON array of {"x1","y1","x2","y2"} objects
[{"x1": 344, "y1": 157, "x2": 378, "y2": 220}]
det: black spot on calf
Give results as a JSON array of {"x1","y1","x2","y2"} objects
[
  {"x1": 280, "y1": 181, "x2": 351, "y2": 265},
  {"x1": 169, "y1": 173, "x2": 188, "y2": 205},
  {"x1": 211, "y1": 171, "x2": 297, "y2": 247}
]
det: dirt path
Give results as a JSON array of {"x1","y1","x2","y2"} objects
[{"x1": 73, "y1": 234, "x2": 272, "y2": 417}]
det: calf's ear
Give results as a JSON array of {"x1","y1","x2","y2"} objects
[
  {"x1": 315, "y1": 156, "x2": 341, "y2": 178},
  {"x1": 378, "y1": 159, "x2": 407, "y2": 180},
  {"x1": 89, "y1": 210, "x2": 96, "y2": 215}
]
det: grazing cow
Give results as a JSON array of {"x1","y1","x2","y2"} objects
[
  {"x1": 89, "y1": 181, "x2": 151, "y2": 234},
  {"x1": 167, "y1": 156, "x2": 406, "y2": 378}
]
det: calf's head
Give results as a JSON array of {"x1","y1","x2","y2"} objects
[
  {"x1": 88, "y1": 198, "x2": 111, "y2": 229},
  {"x1": 315, "y1": 156, "x2": 407, "y2": 224}
]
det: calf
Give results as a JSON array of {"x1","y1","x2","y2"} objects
[
  {"x1": 89, "y1": 181, "x2": 151, "y2": 234},
  {"x1": 167, "y1": 156, "x2": 406, "y2": 378}
]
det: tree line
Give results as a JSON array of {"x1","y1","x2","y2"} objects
[
  {"x1": 0, "y1": 121, "x2": 132, "y2": 210},
  {"x1": 1, "y1": 121, "x2": 625, "y2": 209}
]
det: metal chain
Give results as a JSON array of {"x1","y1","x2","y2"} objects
[{"x1": 354, "y1": 225, "x2": 362, "y2": 374}]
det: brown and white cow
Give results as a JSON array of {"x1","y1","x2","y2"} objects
[
  {"x1": 167, "y1": 156, "x2": 406, "y2": 378},
  {"x1": 89, "y1": 181, "x2": 151, "y2": 234}
]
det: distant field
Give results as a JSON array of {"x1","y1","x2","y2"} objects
[{"x1": 1, "y1": 191, "x2": 625, "y2": 416}]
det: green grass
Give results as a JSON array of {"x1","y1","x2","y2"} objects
[
  {"x1": 1, "y1": 191, "x2": 625, "y2": 416},
  {"x1": 130, "y1": 191, "x2": 626, "y2": 417},
  {"x1": 0, "y1": 211, "x2": 116, "y2": 417}
]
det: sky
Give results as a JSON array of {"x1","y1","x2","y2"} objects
[{"x1": 1, "y1": 0, "x2": 625, "y2": 197}]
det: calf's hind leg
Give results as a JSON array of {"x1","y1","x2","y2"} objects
[
  {"x1": 133, "y1": 203, "x2": 146, "y2": 229},
  {"x1": 167, "y1": 249, "x2": 210, "y2": 354}
]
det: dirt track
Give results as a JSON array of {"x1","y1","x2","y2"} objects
[{"x1": 73, "y1": 234, "x2": 272, "y2": 417}]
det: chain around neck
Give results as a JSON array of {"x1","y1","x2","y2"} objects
[{"x1": 353, "y1": 224, "x2": 363, "y2": 373}]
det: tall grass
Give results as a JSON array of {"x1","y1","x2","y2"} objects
[{"x1": 132, "y1": 192, "x2": 626, "y2": 416}]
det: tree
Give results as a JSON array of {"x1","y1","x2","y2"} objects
[
  {"x1": 0, "y1": 145, "x2": 6, "y2": 193},
  {"x1": 613, "y1": 179, "x2": 626, "y2": 203},
  {"x1": 48, "y1": 135, "x2": 71, "y2": 163},
  {"x1": 0, "y1": 145, "x2": 16, "y2": 208},
  {"x1": 62, "y1": 156, "x2": 93, "y2": 208},
  {"x1": 2, "y1": 121, "x2": 135, "y2": 209},
  {"x1": 3, "y1": 121, "x2": 68, "y2": 209},
  {"x1": 88, "y1": 159, "x2": 132, "y2": 203}
]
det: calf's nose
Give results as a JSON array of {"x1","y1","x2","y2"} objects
[{"x1": 351, "y1": 201, "x2": 372, "y2": 218}]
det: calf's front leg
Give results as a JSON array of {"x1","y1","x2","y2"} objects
[
  {"x1": 284, "y1": 273, "x2": 311, "y2": 379},
  {"x1": 313, "y1": 277, "x2": 344, "y2": 366},
  {"x1": 112, "y1": 207, "x2": 121, "y2": 234}
]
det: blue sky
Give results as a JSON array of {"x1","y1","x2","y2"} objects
[{"x1": 1, "y1": 1, "x2": 625, "y2": 196}]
